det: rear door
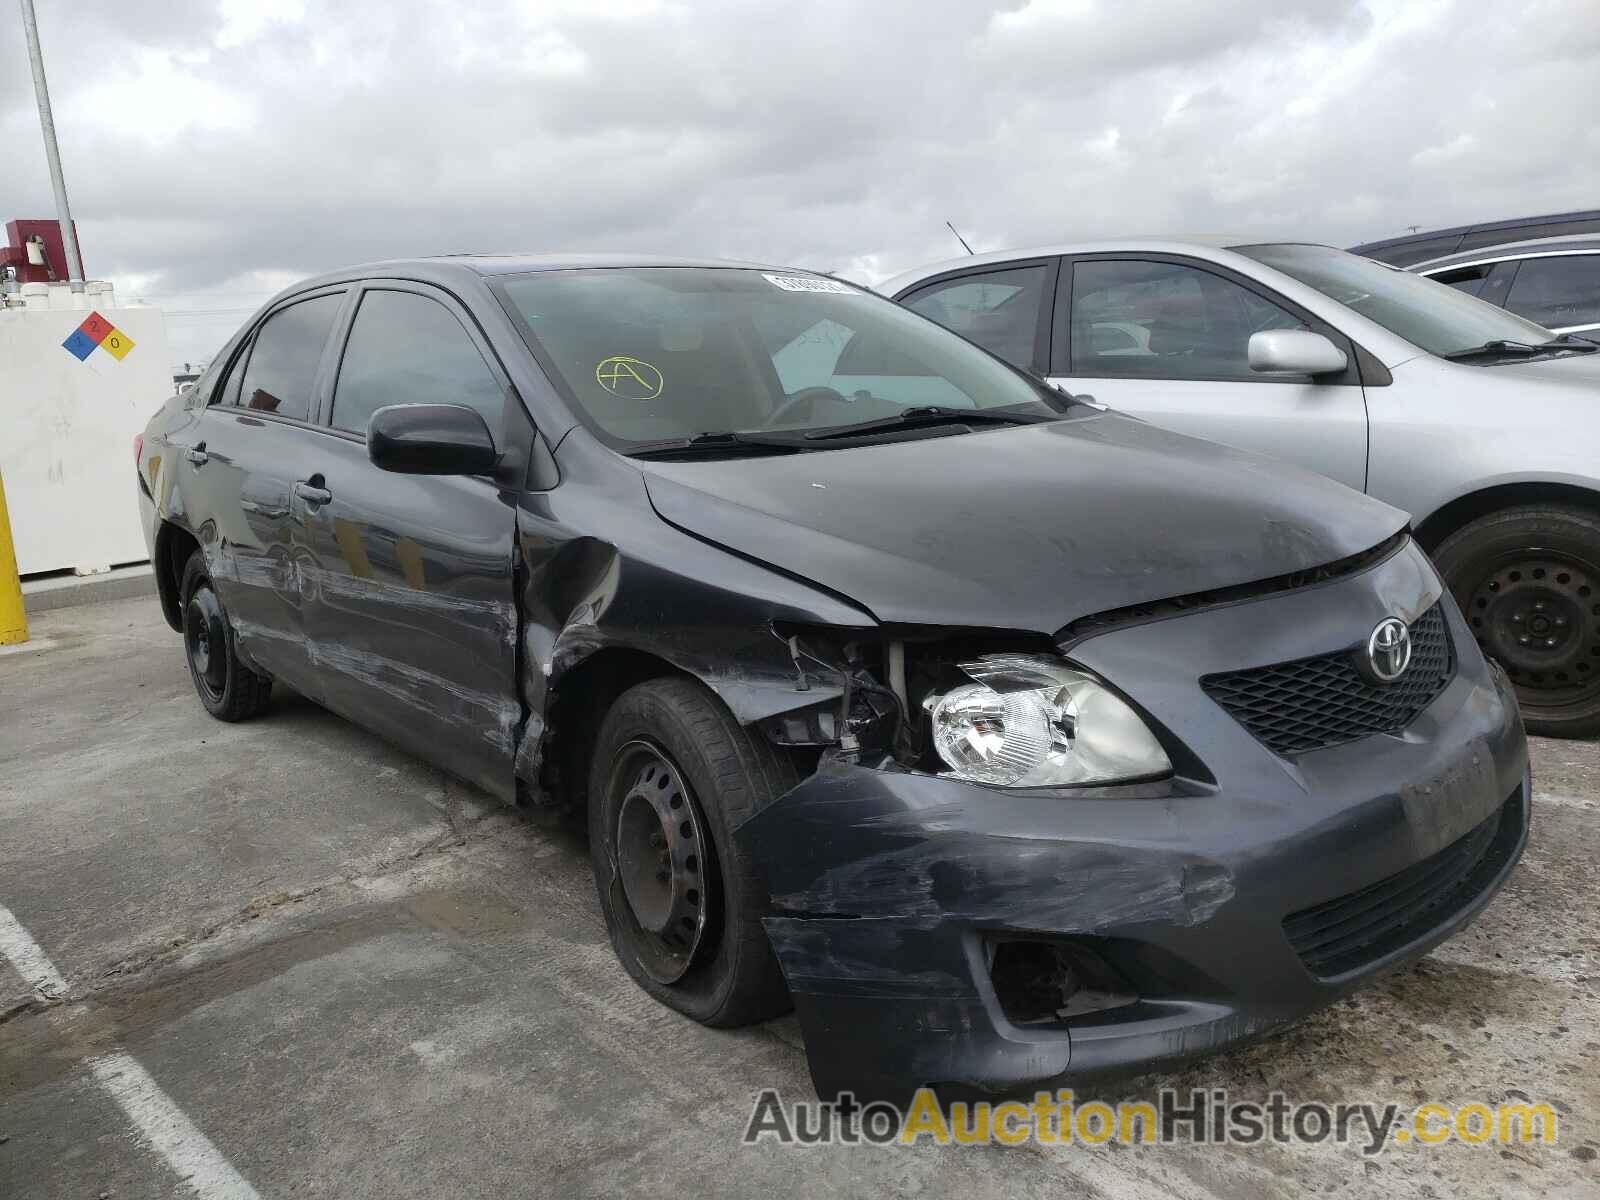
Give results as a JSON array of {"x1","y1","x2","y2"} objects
[
  {"x1": 1046, "y1": 254, "x2": 1370, "y2": 492},
  {"x1": 173, "y1": 289, "x2": 348, "y2": 695},
  {"x1": 293, "y1": 282, "x2": 522, "y2": 798}
]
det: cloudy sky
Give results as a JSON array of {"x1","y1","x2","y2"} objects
[{"x1": 4, "y1": 0, "x2": 1598, "y2": 366}]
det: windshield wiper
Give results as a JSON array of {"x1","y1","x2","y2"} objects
[
  {"x1": 802, "y1": 405, "x2": 1055, "y2": 442},
  {"x1": 1444, "y1": 337, "x2": 1598, "y2": 360},
  {"x1": 1551, "y1": 333, "x2": 1599, "y2": 352},
  {"x1": 1441, "y1": 339, "x2": 1544, "y2": 359},
  {"x1": 627, "y1": 430, "x2": 813, "y2": 459}
]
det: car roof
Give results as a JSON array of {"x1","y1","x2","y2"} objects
[
  {"x1": 1410, "y1": 235, "x2": 1600, "y2": 272},
  {"x1": 873, "y1": 237, "x2": 1328, "y2": 297},
  {"x1": 280, "y1": 253, "x2": 801, "y2": 295},
  {"x1": 1348, "y1": 209, "x2": 1600, "y2": 265}
]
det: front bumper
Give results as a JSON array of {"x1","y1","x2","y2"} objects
[{"x1": 738, "y1": 541, "x2": 1530, "y2": 1100}]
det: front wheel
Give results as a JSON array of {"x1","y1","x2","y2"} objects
[
  {"x1": 180, "y1": 550, "x2": 273, "y2": 721},
  {"x1": 588, "y1": 677, "x2": 797, "y2": 1026},
  {"x1": 1433, "y1": 505, "x2": 1600, "y2": 738}
]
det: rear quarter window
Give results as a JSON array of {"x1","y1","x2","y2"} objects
[{"x1": 236, "y1": 294, "x2": 343, "y2": 421}]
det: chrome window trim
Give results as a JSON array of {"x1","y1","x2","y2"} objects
[{"x1": 1419, "y1": 248, "x2": 1600, "y2": 276}]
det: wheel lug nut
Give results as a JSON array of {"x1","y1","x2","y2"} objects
[
  {"x1": 1546, "y1": 638, "x2": 1558, "y2": 648},
  {"x1": 1535, "y1": 601, "x2": 1547, "y2": 611},
  {"x1": 649, "y1": 832, "x2": 665, "y2": 849},
  {"x1": 1511, "y1": 613, "x2": 1523, "y2": 624},
  {"x1": 1556, "y1": 617, "x2": 1569, "y2": 628},
  {"x1": 1518, "y1": 635, "x2": 1531, "y2": 646}
]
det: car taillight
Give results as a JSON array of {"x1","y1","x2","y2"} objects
[{"x1": 133, "y1": 434, "x2": 143, "y2": 463}]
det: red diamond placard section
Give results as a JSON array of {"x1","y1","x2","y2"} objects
[{"x1": 77, "y1": 311, "x2": 113, "y2": 345}]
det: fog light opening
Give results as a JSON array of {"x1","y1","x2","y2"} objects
[{"x1": 987, "y1": 939, "x2": 1138, "y2": 1026}]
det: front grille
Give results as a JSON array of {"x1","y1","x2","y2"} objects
[
  {"x1": 1201, "y1": 603, "x2": 1454, "y2": 755},
  {"x1": 1284, "y1": 786, "x2": 1524, "y2": 979}
]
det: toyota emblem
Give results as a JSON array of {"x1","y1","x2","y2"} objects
[{"x1": 1366, "y1": 616, "x2": 1412, "y2": 683}]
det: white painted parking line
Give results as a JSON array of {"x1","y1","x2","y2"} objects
[
  {"x1": 0, "y1": 902, "x2": 263, "y2": 1199},
  {"x1": 0, "y1": 902, "x2": 68, "y2": 997},
  {"x1": 90, "y1": 1053, "x2": 263, "y2": 1200}
]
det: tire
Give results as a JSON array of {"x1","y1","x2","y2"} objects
[
  {"x1": 588, "y1": 676, "x2": 797, "y2": 1027},
  {"x1": 1432, "y1": 505, "x2": 1600, "y2": 738},
  {"x1": 180, "y1": 549, "x2": 273, "y2": 721}
]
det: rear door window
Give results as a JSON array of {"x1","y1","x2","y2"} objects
[
  {"x1": 331, "y1": 290, "x2": 505, "y2": 437},
  {"x1": 1478, "y1": 259, "x2": 1519, "y2": 309},
  {"x1": 1501, "y1": 255, "x2": 1600, "y2": 328},
  {"x1": 237, "y1": 294, "x2": 343, "y2": 421},
  {"x1": 902, "y1": 266, "x2": 1048, "y2": 369}
]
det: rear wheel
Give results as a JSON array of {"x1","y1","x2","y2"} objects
[
  {"x1": 588, "y1": 677, "x2": 796, "y2": 1026},
  {"x1": 180, "y1": 550, "x2": 272, "y2": 721},
  {"x1": 1433, "y1": 505, "x2": 1600, "y2": 738}
]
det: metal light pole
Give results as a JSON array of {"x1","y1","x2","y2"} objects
[{"x1": 18, "y1": 0, "x2": 85, "y2": 291}]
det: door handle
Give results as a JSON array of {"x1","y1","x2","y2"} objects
[
  {"x1": 186, "y1": 444, "x2": 208, "y2": 466},
  {"x1": 293, "y1": 480, "x2": 332, "y2": 506}
]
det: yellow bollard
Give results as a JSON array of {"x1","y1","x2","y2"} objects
[{"x1": 0, "y1": 466, "x2": 29, "y2": 646}]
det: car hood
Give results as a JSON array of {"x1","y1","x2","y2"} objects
[{"x1": 638, "y1": 412, "x2": 1408, "y2": 633}]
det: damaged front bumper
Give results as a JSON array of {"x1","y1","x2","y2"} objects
[{"x1": 738, "y1": 552, "x2": 1530, "y2": 1101}]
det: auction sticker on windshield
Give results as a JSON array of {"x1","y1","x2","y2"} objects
[{"x1": 762, "y1": 274, "x2": 857, "y2": 294}]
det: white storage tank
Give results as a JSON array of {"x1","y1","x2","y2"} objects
[{"x1": 0, "y1": 282, "x2": 174, "y2": 575}]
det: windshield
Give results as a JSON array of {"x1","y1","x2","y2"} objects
[
  {"x1": 496, "y1": 267, "x2": 1061, "y2": 449},
  {"x1": 1237, "y1": 243, "x2": 1559, "y2": 357}
]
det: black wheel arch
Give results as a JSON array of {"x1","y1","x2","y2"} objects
[
  {"x1": 1412, "y1": 481, "x2": 1600, "y2": 553},
  {"x1": 530, "y1": 646, "x2": 691, "y2": 813},
  {"x1": 154, "y1": 521, "x2": 201, "y2": 632}
]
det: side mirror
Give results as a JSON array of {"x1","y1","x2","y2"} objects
[
  {"x1": 1248, "y1": 330, "x2": 1349, "y2": 377},
  {"x1": 367, "y1": 404, "x2": 497, "y2": 475}
]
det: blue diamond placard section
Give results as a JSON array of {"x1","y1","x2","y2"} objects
[{"x1": 62, "y1": 328, "x2": 97, "y2": 361}]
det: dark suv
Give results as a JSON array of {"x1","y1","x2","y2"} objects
[
  {"x1": 1412, "y1": 235, "x2": 1600, "y2": 340},
  {"x1": 136, "y1": 255, "x2": 1529, "y2": 1100}
]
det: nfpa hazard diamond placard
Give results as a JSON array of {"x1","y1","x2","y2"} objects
[{"x1": 62, "y1": 310, "x2": 135, "y2": 363}]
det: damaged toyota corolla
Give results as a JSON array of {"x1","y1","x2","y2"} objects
[{"x1": 135, "y1": 255, "x2": 1529, "y2": 1100}]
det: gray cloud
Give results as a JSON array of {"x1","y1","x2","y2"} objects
[{"x1": 3, "y1": 0, "x2": 1597, "y2": 363}]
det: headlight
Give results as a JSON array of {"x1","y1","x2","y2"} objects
[{"x1": 923, "y1": 654, "x2": 1171, "y2": 787}]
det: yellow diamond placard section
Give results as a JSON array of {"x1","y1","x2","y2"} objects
[{"x1": 100, "y1": 326, "x2": 136, "y2": 360}]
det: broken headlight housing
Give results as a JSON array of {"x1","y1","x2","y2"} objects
[{"x1": 923, "y1": 655, "x2": 1170, "y2": 787}]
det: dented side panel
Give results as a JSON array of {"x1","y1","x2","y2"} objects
[
  {"x1": 512, "y1": 432, "x2": 876, "y2": 798},
  {"x1": 293, "y1": 430, "x2": 521, "y2": 799}
]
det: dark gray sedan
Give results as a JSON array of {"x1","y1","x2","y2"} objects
[{"x1": 136, "y1": 254, "x2": 1528, "y2": 1100}]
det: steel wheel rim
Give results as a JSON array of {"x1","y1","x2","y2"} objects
[
  {"x1": 184, "y1": 585, "x2": 229, "y2": 703},
  {"x1": 1465, "y1": 551, "x2": 1600, "y2": 706},
  {"x1": 606, "y1": 740, "x2": 713, "y2": 985}
]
